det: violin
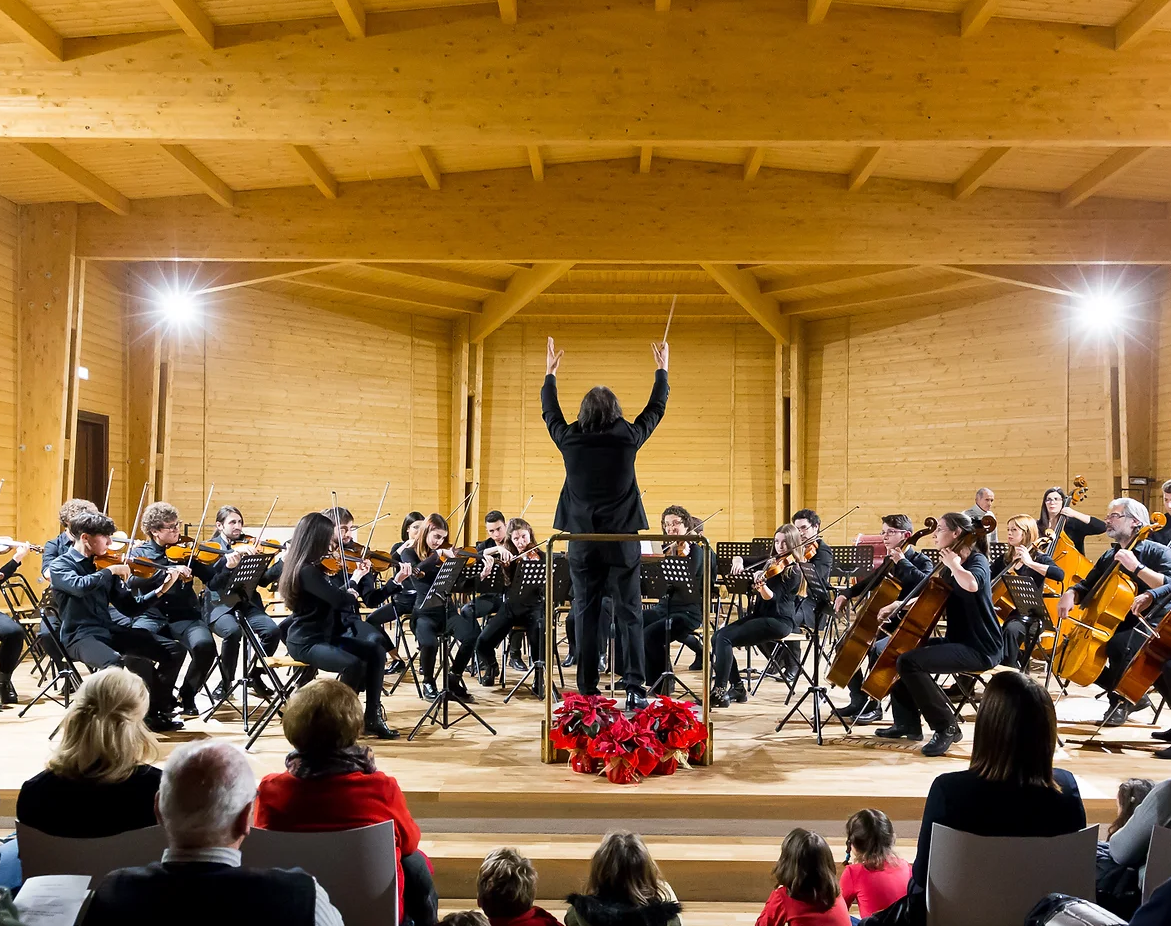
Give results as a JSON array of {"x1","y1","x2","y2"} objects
[
  {"x1": 0, "y1": 537, "x2": 45, "y2": 555},
  {"x1": 990, "y1": 535, "x2": 1055, "y2": 624},
  {"x1": 319, "y1": 550, "x2": 371, "y2": 576},
  {"x1": 342, "y1": 540, "x2": 394, "y2": 573},
  {"x1": 92, "y1": 549, "x2": 167, "y2": 579},
  {"x1": 661, "y1": 539, "x2": 691, "y2": 557},
  {"x1": 164, "y1": 536, "x2": 234, "y2": 564}
]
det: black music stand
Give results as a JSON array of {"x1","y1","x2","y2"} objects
[
  {"x1": 201, "y1": 554, "x2": 274, "y2": 727},
  {"x1": 408, "y1": 554, "x2": 497, "y2": 741},
  {"x1": 775, "y1": 560, "x2": 852, "y2": 745},
  {"x1": 504, "y1": 559, "x2": 563, "y2": 703},
  {"x1": 1004, "y1": 573, "x2": 1051, "y2": 668},
  {"x1": 643, "y1": 556, "x2": 701, "y2": 703}
]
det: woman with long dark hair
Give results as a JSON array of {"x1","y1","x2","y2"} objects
[
  {"x1": 1037, "y1": 487, "x2": 1106, "y2": 556},
  {"x1": 278, "y1": 512, "x2": 396, "y2": 739}
]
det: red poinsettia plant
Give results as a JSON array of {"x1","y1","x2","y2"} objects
[
  {"x1": 550, "y1": 693, "x2": 622, "y2": 773},
  {"x1": 586, "y1": 714, "x2": 665, "y2": 784},
  {"x1": 638, "y1": 697, "x2": 709, "y2": 774}
]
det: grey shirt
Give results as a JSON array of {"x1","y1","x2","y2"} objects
[
  {"x1": 963, "y1": 504, "x2": 999, "y2": 545},
  {"x1": 1109, "y1": 778, "x2": 1171, "y2": 876}
]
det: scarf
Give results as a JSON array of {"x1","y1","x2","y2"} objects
[{"x1": 284, "y1": 745, "x2": 377, "y2": 780}]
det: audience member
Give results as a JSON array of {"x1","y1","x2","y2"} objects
[
  {"x1": 84, "y1": 740, "x2": 343, "y2": 926},
  {"x1": 1095, "y1": 776, "x2": 1171, "y2": 918},
  {"x1": 442, "y1": 913, "x2": 490, "y2": 926},
  {"x1": 860, "y1": 671, "x2": 1085, "y2": 926},
  {"x1": 477, "y1": 848, "x2": 562, "y2": 926},
  {"x1": 565, "y1": 832, "x2": 682, "y2": 926},
  {"x1": 1131, "y1": 877, "x2": 1171, "y2": 926},
  {"x1": 757, "y1": 829, "x2": 850, "y2": 926},
  {"x1": 840, "y1": 810, "x2": 910, "y2": 920},
  {"x1": 253, "y1": 678, "x2": 438, "y2": 926}
]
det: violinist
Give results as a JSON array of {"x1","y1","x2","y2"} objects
[
  {"x1": 41, "y1": 497, "x2": 99, "y2": 579},
  {"x1": 277, "y1": 512, "x2": 396, "y2": 739},
  {"x1": 711, "y1": 524, "x2": 805, "y2": 708},
  {"x1": 991, "y1": 515, "x2": 1064, "y2": 669},
  {"x1": 461, "y1": 510, "x2": 512, "y2": 679},
  {"x1": 203, "y1": 505, "x2": 281, "y2": 701},
  {"x1": 643, "y1": 506, "x2": 705, "y2": 695},
  {"x1": 320, "y1": 506, "x2": 398, "y2": 654},
  {"x1": 475, "y1": 518, "x2": 545, "y2": 690},
  {"x1": 1058, "y1": 498, "x2": 1171, "y2": 727},
  {"x1": 792, "y1": 508, "x2": 835, "y2": 666},
  {"x1": 875, "y1": 511, "x2": 1001, "y2": 757},
  {"x1": 49, "y1": 510, "x2": 186, "y2": 732},
  {"x1": 129, "y1": 502, "x2": 230, "y2": 717},
  {"x1": 1037, "y1": 486, "x2": 1106, "y2": 556},
  {"x1": 831, "y1": 514, "x2": 932, "y2": 725},
  {"x1": 397, "y1": 512, "x2": 480, "y2": 702},
  {"x1": 389, "y1": 511, "x2": 425, "y2": 615},
  {"x1": 0, "y1": 540, "x2": 34, "y2": 704},
  {"x1": 1151, "y1": 479, "x2": 1171, "y2": 546}
]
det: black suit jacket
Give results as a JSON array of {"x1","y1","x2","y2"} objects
[{"x1": 542, "y1": 370, "x2": 669, "y2": 533}]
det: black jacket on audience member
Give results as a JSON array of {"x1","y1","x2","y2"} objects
[{"x1": 17, "y1": 765, "x2": 162, "y2": 838}]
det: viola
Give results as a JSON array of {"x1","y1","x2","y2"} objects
[
  {"x1": 343, "y1": 540, "x2": 394, "y2": 573},
  {"x1": 827, "y1": 519, "x2": 935, "y2": 689},
  {"x1": 0, "y1": 536, "x2": 45, "y2": 555},
  {"x1": 862, "y1": 515, "x2": 997, "y2": 701},
  {"x1": 1054, "y1": 512, "x2": 1168, "y2": 687}
]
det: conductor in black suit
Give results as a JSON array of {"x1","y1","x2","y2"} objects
[{"x1": 542, "y1": 336, "x2": 670, "y2": 710}]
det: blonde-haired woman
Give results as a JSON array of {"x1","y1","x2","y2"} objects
[
  {"x1": 565, "y1": 831, "x2": 682, "y2": 926},
  {"x1": 990, "y1": 514, "x2": 1064, "y2": 668}
]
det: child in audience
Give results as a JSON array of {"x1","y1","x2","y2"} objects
[
  {"x1": 477, "y1": 848, "x2": 562, "y2": 926},
  {"x1": 1108, "y1": 778, "x2": 1155, "y2": 838},
  {"x1": 442, "y1": 914, "x2": 490, "y2": 926},
  {"x1": 757, "y1": 829, "x2": 851, "y2": 926},
  {"x1": 1097, "y1": 777, "x2": 1171, "y2": 918},
  {"x1": 840, "y1": 810, "x2": 911, "y2": 920},
  {"x1": 565, "y1": 831, "x2": 682, "y2": 926}
]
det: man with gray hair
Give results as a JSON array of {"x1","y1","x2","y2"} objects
[
  {"x1": 1058, "y1": 497, "x2": 1171, "y2": 728},
  {"x1": 84, "y1": 740, "x2": 342, "y2": 926},
  {"x1": 963, "y1": 487, "x2": 998, "y2": 544}
]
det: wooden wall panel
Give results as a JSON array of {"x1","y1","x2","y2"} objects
[
  {"x1": 480, "y1": 319, "x2": 774, "y2": 544},
  {"x1": 166, "y1": 288, "x2": 453, "y2": 531},
  {"x1": 77, "y1": 263, "x2": 127, "y2": 521},
  {"x1": 1156, "y1": 291, "x2": 1171, "y2": 483},
  {"x1": 803, "y1": 292, "x2": 1113, "y2": 552},
  {"x1": 0, "y1": 199, "x2": 16, "y2": 534}
]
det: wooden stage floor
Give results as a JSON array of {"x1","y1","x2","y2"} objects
[{"x1": 1, "y1": 658, "x2": 1165, "y2": 823}]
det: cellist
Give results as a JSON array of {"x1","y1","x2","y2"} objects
[
  {"x1": 874, "y1": 511, "x2": 1001, "y2": 758},
  {"x1": 1037, "y1": 487, "x2": 1106, "y2": 556},
  {"x1": 831, "y1": 514, "x2": 932, "y2": 726},
  {"x1": 1130, "y1": 583, "x2": 1171, "y2": 756},
  {"x1": 991, "y1": 515, "x2": 1064, "y2": 669},
  {"x1": 1058, "y1": 498, "x2": 1171, "y2": 727},
  {"x1": 1151, "y1": 479, "x2": 1171, "y2": 546}
]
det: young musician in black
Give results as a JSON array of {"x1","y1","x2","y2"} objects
[
  {"x1": 831, "y1": 514, "x2": 932, "y2": 725},
  {"x1": 475, "y1": 518, "x2": 546, "y2": 691},
  {"x1": 643, "y1": 505, "x2": 705, "y2": 696},
  {"x1": 398, "y1": 513, "x2": 480, "y2": 702},
  {"x1": 321, "y1": 505, "x2": 398, "y2": 653},
  {"x1": 876, "y1": 511, "x2": 1002, "y2": 757},
  {"x1": 0, "y1": 541, "x2": 33, "y2": 704},
  {"x1": 129, "y1": 502, "x2": 228, "y2": 717},
  {"x1": 990, "y1": 515, "x2": 1063, "y2": 669},
  {"x1": 463, "y1": 509, "x2": 513, "y2": 680},
  {"x1": 278, "y1": 511, "x2": 396, "y2": 739},
  {"x1": 203, "y1": 505, "x2": 282, "y2": 699},
  {"x1": 49, "y1": 511, "x2": 185, "y2": 732},
  {"x1": 1038, "y1": 487, "x2": 1107, "y2": 555},
  {"x1": 711, "y1": 524, "x2": 804, "y2": 708},
  {"x1": 1058, "y1": 498, "x2": 1171, "y2": 727},
  {"x1": 1151, "y1": 479, "x2": 1171, "y2": 547},
  {"x1": 41, "y1": 498, "x2": 99, "y2": 579},
  {"x1": 790, "y1": 508, "x2": 835, "y2": 682}
]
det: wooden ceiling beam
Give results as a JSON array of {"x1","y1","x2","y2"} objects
[
  {"x1": 0, "y1": 0, "x2": 63, "y2": 60},
  {"x1": 178, "y1": 262, "x2": 348, "y2": 294},
  {"x1": 701, "y1": 263, "x2": 790, "y2": 343},
  {"x1": 159, "y1": 144, "x2": 234, "y2": 207},
  {"x1": 292, "y1": 272, "x2": 481, "y2": 312},
  {"x1": 409, "y1": 145, "x2": 442, "y2": 191},
  {"x1": 953, "y1": 147, "x2": 1012, "y2": 200},
  {"x1": 290, "y1": 145, "x2": 338, "y2": 199},
  {"x1": 1116, "y1": 0, "x2": 1171, "y2": 51},
  {"x1": 780, "y1": 275, "x2": 982, "y2": 315},
  {"x1": 498, "y1": 0, "x2": 517, "y2": 24},
  {"x1": 14, "y1": 2, "x2": 1171, "y2": 145},
  {"x1": 74, "y1": 162, "x2": 1171, "y2": 264},
  {"x1": 639, "y1": 146, "x2": 653, "y2": 175},
  {"x1": 471, "y1": 262, "x2": 575, "y2": 342},
  {"x1": 357, "y1": 263, "x2": 509, "y2": 293},
  {"x1": 807, "y1": 0, "x2": 832, "y2": 24},
  {"x1": 942, "y1": 264, "x2": 1078, "y2": 297},
  {"x1": 1059, "y1": 147, "x2": 1154, "y2": 208},
  {"x1": 332, "y1": 0, "x2": 367, "y2": 38},
  {"x1": 527, "y1": 145, "x2": 544, "y2": 182},
  {"x1": 17, "y1": 143, "x2": 130, "y2": 215},
  {"x1": 758, "y1": 265, "x2": 913, "y2": 297},
  {"x1": 959, "y1": 0, "x2": 998, "y2": 37},
  {"x1": 543, "y1": 279, "x2": 726, "y2": 296},
  {"x1": 156, "y1": 0, "x2": 216, "y2": 51},
  {"x1": 847, "y1": 146, "x2": 883, "y2": 193},
  {"x1": 743, "y1": 147, "x2": 765, "y2": 182}
]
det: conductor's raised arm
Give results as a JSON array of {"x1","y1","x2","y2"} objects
[
  {"x1": 541, "y1": 336, "x2": 569, "y2": 445},
  {"x1": 632, "y1": 341, "x2": 670, "y2": 447}
]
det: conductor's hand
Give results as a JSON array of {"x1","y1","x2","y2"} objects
[
  {"x1": 652, "y1": 341, "x2": 669, "y2": 372},
  {"x1": 546, "y1": 337, "x2": 564, "y2": 376}
]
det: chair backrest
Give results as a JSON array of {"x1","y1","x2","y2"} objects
[
  {"x1": 242, "y1": 821, "x2": 398, "y2": 926},
  {"x1": 1143, "y1": 825, "x2": 1171, "y2": 901},
  {"x1": 16, "y1": 823, "x2": 169, "y2": 881},
  {"x1": 925, "y1": 824, "x2": 1098, "y2": 926}
]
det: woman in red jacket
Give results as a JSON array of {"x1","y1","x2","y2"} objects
[{"x1": 254, "y1": 678, "x2": 438, "y2": 926}]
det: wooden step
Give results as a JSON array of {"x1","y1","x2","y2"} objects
[
  {"x1": 440, "y1": 900, "x2": 765, "y2": 925},
  {"x1": 420, "y1": 832, "x2": 917, "y2": 903}
]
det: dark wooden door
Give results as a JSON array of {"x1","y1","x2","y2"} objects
[{"x1": 73, "y1": 412, "x2": 109, "y2": 508}]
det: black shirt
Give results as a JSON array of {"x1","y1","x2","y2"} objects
[
  {"x1": 1149, "y1": 518, "x2": 1171, "y2": 548},
  {"x1": 1042, "y1": 515, "x2": 1108, "y2": 556},
  {"x1": 284, "y1": 563, "x2": 360, "y2": 650},
  {"x1": 17, "y1": 765, "x2": 162, "y2": 838},
  {"x1": 41, "y1": 531, "x2": 73, "y2": 576},
  {"x1": 989, "y1": 551, "x2": 1064, "y2": 592},
  {"x1": 802, "y1": 538, "x2": 834, "y2": 605},
  {"x1": 941, "y1": 551, "x2": 1002, "y2": 662},
  {"x1": 844, "y1": 548, "x2": 932, "y2": 602},
  {"x1": 397, "y1": 546, "x2": 448, "y2": 612},
  {"x1": 656, "y1": 542, "x2": 704, "y2": 616},
  {"x1": 49, "y1": 547, "x2": 164, "y2": 644},
  {"x1": 129, "y1": 538, "x2": 226, "y2": 623},
  {"x1": 756, "y1": 565, "x2": 803, "y2": 625}
]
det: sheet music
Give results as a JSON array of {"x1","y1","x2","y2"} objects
[{"x1": 14, "y1": 875, "x2": 92, "y2": 926}]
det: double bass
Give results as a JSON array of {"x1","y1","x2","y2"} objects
[
  {"x1": 862, "y1": 515, "x2": 997, "y2": 702},
  {"x1": 1054, "y1": 512, "x2": 1168, "y2": 687},
  {"x1": 1043, "y1": 476, "x2": 1092, "y2": 590},
  {"x1": 1115, "y1": 592, "x2": 1171, "y2": 706},
  {"x1": 827, "y1": 519, "x2": 936, "y2": 689}
]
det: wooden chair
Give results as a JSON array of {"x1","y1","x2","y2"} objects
[
  {"x1": 1143, "y1": 825, "x2": 1171, "y2": 902},
  {"x1": 16, "y1": 823, "x2": 169, "y2": 881}
]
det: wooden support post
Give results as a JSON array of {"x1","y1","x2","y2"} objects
[
  {"x1": 450, "y1": 317, "x2": 471, "y2": 538},
  {"x1": 16, "y1": 204, "x2": 80, "y2": 575},
  {"x1": 788, "y1": 320, "x2": 806, "y2": 514},
  {"x1": 467, "y1": 339, "x2": 484, "y2": 543},
  {"x1": 775, "y1": 340, "x2": 787, "y2": 527},
  {"x1": 126, "y1": 289, "x2": 171, "y2": 519}
]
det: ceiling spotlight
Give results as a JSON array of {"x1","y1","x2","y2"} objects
[
  {"x1": 1073, "y1": 290, "x2": 1126, "y2": 330},
  {"x1": 158, "y1": 288, "x2": 200, "y2": 325}
]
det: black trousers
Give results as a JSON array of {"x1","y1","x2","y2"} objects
[
  {"x1": 0, "y1": 613, "x2": 23, "y2": 675},
  {"x1": 287, "y1": 633, "x2": 385, "y2": 717},
  {"x1": 1001, "y1": 616, "x2": 1030, "y2": 668},
  {"x1": 415, "y1": 605, "x2": 478, "y2": 683},
  {"x1": 713, "y1": 615, "x2": 794, "y2": 689},
  {"x1": 889, "y1": 639, "x2": 996, "y2": 732},
  {"x1": 208, "y1": 605, "x2": 280, "y2": 684},
  {"x1": 1094, "y1": 626, "x2": 1147, "y2": 693},
  {"x1": 460, "y1": 595, "x2": 502, "y2": 625},
  {"x1": 570, "y1": 540, "x2": 644, "y2": 694},
  {"x1": 66, "y1": 627, "x2": 184, "y2": 714},
  {"x1": 566, "y1": 594, "x2": 615, "y2": 655},
  {"x1": 476, "y1": 601, "x2": 541, "y2": 666},
  {"x1": 643, "y1": 604, "x2": 701, "y2": 684},
  {"x1": 132, "y1": 615, "x2": 217, "y2": 697},
  {"x1": 402, "y1": 848, "x2": 440, "y2": 926}
]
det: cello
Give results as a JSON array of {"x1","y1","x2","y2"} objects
[
  {"x1": 1054, "y1": 512, "x2": 1168, "y2": 687},
  {"x1": 990, "y1": 534, "x2": 1057, "y2": 624},
  {"x1": 862, "y1": 515, "x2": 996, "y2": 702},
  {"x1": 827, "y1": 519, "x2": 936, "y2": 689},
  {"x1": 1042, "y1": 476, "x2": 1092, "y2": 590},
  {"x1": 1115, "y1": 593, "x2": 1171, "y2": 706}
]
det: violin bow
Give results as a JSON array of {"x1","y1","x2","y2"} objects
[
  {"x1": 450, "y1": 484, "x2": 479, "y2": 548},
  {"x1": 445, "y1": 483, "x2": 478, "y2": 527},
  {"x1": 124, "y1": 482, "x2": 151, "y2": 566},
  {"x1": 363, "y1": 482, "x2": 390, "y2": 559},
  {"x1": 801, "y1": 506, "x2": 860, "y2": 550},
  {"x1": 186, "y1": 484, "x2": 215, "y2": 572},
  {"x1": 255, "y1": 496, "x2": 279, "y2": 550},
  {"x1": 101, "y1": 468, "x2": 115, "y2": 514},
  {"x1": 519, "y1": 494, "x2": 535, "y2": 520},
  {"x1": 355, "y1": 512, "x2": 396, "y2": 530},
  {"x1": 330, "y1": 491, "x2": 350, "y2": 584}
]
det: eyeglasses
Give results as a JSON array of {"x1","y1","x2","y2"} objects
[
  {"x1": 1104, "y1": 512, "x2": 1132, "y2": 522},
  {"x1": 663, "y1": 519, "x2": 685, "y2": 528},
  {"x1": 880, "y1": 529, "x2": 907, "y2": 537}
]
